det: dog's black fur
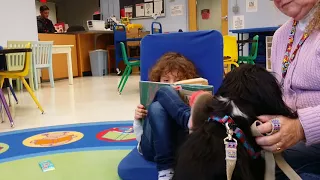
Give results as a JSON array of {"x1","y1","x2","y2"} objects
[{"x1": 173, "y1": 65, "x2": 298, "y2": 180}]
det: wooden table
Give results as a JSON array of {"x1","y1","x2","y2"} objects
[{"x1": 52, "y1": 45, "x2": 74, "y2": 85}]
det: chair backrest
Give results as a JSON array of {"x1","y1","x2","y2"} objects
[
  {"x1": 151, "y1": 22, "x2": 162, "y2": 34},
  {"x1": 32, "y1": 41, "x2": 53, "y2": 67},
  {"x1": 22, "y1": 43, "x2": 32, "y2": 77},
  {"x1": 113, "y1": 24, "x2": 127, "y2": 63},
  {"x1": 120, "y1": 42, "x2": 129, "y2": 65},
  {"x1": 249, "y1": 35, "x2": 259, "y2": 59},
  {"x1": 6, "y1": 41, "x2": 31, "y2": 71},
  {"x1": 223, "y1": 35, "x2": 238, "y2": 62},
  {"x1": 140, "y1": 30, "x2": 224, "y2": 93}
]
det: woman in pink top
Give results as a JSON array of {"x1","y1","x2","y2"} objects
[{"x1": 256, "y1": 0, "x2": 320, "y2": 178}]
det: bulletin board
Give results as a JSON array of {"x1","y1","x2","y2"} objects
[{"x1": 119, "y1": 0, "x2": 165, "y2": 19}]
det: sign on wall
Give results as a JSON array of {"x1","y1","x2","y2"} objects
[
  {"x1": 170, "y1": 5, "x2": 184, "y2": 16},
  {"x1": 246, "y1": 0, "x2": 258, "y2": 12},
  {"x1": 201, "y1": 9, "x2": 210, "y2": 20},
  {"x1": 233, "y1": 15, "x2": 245, "y2": 29}
]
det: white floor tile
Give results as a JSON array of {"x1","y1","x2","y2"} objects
[{"x1": 0, "y1": 75, "x2": 140, "y2": 132}]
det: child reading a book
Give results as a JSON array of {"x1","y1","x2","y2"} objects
[{"x1": 133, "y1": 52, "x2": 198, "y2": 180}]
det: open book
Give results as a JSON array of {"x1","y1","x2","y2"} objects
[{"x1": 140, "y1": 78, "x2": 214, "y2": 109}]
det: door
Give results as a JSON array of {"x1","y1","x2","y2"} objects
[
  {"x1": 188, "y1": 0, "x2": 228, "y2": 35},
  {"x1": 221, "y1": 0, "x2": 228, "y2": 35}
]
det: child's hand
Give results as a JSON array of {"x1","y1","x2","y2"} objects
[{"x1": 134, "y1": 104, "x2": 148, "y2": 120}]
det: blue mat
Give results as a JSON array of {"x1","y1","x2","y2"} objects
[{"x1": 0, "y1": 121, "x2": 136, "y2": 163}]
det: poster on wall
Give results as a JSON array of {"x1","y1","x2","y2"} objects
[
  {"x1": 154, "y1": 0, "x2": 163, "y2": 14},
  {"x1": 144, "y1": 3, "x2": 154, "y2": 16},
  {"x1": 136, "y1": 4, "x2": 145, "y2": 17},
  {"x1": 171, "y1": 5, "x2": 184, "y2": 16},
  {"x1": 246, "y1": 0, "x2": 258, "y2": 12},
  {"x1": 201, "y1": 9, "x2": 210, "y2": 20},
  {"x1": 124, "y1": 6, "x2": 133, "y2": 18},
  {"x1": 233, "y1": 15, "x2": 245, "y2": 29}
]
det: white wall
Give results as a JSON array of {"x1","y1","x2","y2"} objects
[
  {"x1": 228, "y1": 0, "x2": 288, "y2": 30},
  {"x1": 35, "y1": 1, "x2": 57, "y2": 24},
  {"x1": 56, "y1": 0, "x2": 100, "y2": 28},
  {"x1": 0, "y1": 0, "x2": 38, "y2": 46},
  {"x1": 197, "y1": 0, "x2": 221, "y2": 31}
]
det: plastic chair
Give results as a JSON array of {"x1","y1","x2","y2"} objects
[
  {"x1": 151, "y1": 22, "x2": 162, "y2": 34},
  {"x1": 238, "y1": 35, "x2": 259, "y2": 65},
  {"x1": 117, "y1": 42, "x2": 140, "y2": 94},
  {"x1": 0, "y1": 43, "x2": 44, "y2": 114},
  {"x1": 32, "y1": 41, "x2": 54, "y2": 90},
  {"x1": 7, "y1": 41, "x2": 35, "y2": 91},
  {"x1": 223, "y1": 35, "x2": 239, "y2": 73},
  {"x1": 113, "y1": 24, "x2": 140, "y2": 75},
  {"x1": 0, "y1": 46, "x2": 18, "y2": 106}
]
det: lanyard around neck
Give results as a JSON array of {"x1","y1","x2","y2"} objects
[{"x1": 282, "y1": 20, "x2": 309, "y2": 79}]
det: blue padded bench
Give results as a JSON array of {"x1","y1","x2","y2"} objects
[
  {"x1": 118, "y1": 30, "x2": 223, "y2": 180},
  {"x1": 118, "y1": 148, "x2": 158, "y2": 180}
]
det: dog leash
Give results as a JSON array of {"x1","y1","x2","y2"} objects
[{"x1": 250, "y1": 121, "x2": 302, "y2": 180}]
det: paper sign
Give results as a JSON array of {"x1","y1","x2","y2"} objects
[
  {"x1": 144, "y1": 3, "x2": 154, "y2": 17},
  {"x1": 136, "y1": 4, "x2": 145, "y2": 17},
  {"x1": 124, "y1": 6, "x2": 133, "y2": 18},
  {"x1": 144, "y1": 0, "x2": 153, "y2": 2},
  {"x1": 246, "y1": 0, "x2": 258, "y2": 12},
  {"x1": 171, "y1": 5, "x2": 184, "y2": 16},
  {"x1": 233, "y1": 15, "x2": 245, "y2": 29},
  {"x1": 154, "y1": 0, "x2": 163, "y2": 14},
  {"x1": 201, "y1": 9, "x2": 210, "y2": 20}
]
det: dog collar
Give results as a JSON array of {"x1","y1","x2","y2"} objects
[{"x1": 208, "y1": 115, "x2": 261, "y2": 159}]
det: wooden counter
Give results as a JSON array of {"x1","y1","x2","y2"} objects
[
  {"x1": 38, "y1": 32, "x2": 115, "y2": 78},
  {"x1": 38, "y1": 33, "x2": 78, "y2": 80},
  {"x1": 75, "y1": 32, "x2": 114, "y2": 76}
]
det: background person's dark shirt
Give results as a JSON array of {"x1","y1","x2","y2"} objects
[{"x1": 37, "y1": 16, "x2": 56, "y2": 33}]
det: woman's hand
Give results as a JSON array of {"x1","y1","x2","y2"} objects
[
  {"x1": 255, "y1": 115, "x2": 305, "y2": 152},
  {"x1": 134, "y1": 104, "x2": 148, "y2": 120}
]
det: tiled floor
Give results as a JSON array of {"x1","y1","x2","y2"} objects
[{"x1": 0, "y1": 75, "x2": 140, "y2": 132}]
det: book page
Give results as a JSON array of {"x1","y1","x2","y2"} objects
[{"x1": 175, "y1": 78, "x2": 208, "y2": 85}]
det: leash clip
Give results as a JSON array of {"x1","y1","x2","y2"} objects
[{"x1": 225, "y1": 122, "x2": 234, "y2": 141}]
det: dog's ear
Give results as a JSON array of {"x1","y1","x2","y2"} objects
[{"x1": 190, "y1": 92, "x2": 214, "y2": 130}]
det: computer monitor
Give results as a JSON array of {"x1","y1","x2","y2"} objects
[{"x1": 93, "y1": 14, "x2": 101, "y2": 20}]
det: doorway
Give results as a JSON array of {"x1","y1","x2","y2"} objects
[{"x1": 188, "y1": 0, "x2": 228, "y2": 35}]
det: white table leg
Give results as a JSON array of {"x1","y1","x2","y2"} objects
[{"x1": 67, "y1": 48, "x2": 73, "y2": 85}]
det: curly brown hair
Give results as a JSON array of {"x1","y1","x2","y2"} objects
[{"x1": 148, "y1": 52, "x2": 198, "y2": 82}]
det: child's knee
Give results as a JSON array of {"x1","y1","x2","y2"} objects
[
  {"x1": 158, "y1": 86, "x2": 178, "y2": 97},
  {"x1": 148, "y1": 101, "x2": 165, "y2": 118}
]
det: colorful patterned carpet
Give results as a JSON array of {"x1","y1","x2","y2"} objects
[{"x1": 0, "y1": 121, "x2": 136, "y2": 180}]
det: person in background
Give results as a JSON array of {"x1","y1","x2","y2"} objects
[
  {"x1": 255, "y1": 0, "x2": 320, "y2": 179},
  {"x1": 37, "y1": 5, "x2": 56, "y2": 33}
]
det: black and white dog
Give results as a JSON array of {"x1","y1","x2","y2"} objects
[{"x1": 173, "y1": 65, "x2": 297, "y2": 180}]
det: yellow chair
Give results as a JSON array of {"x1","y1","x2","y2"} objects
[
  {"x1": 7, "y1": 41, "x2": 35, "y2": 91},
  {"x1": 0, "y1": 43, "x2": 44, "y2": 113},
  {"x1": 223, "y1": 35, "x2": 239, "y2": 73}
]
